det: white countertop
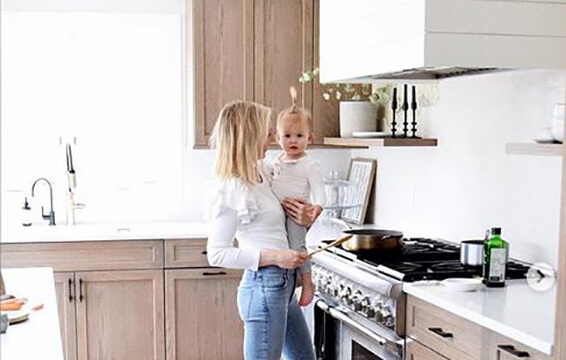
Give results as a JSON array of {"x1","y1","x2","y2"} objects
[
  {"x1": 1, "y1": 222, "x2": 209, "y2": 243},
  {"x1": 404, "y1": 280, "x2": 556, "y2": 355},
  {"x1": 0, "y1": 267, "x2": 64, "y2": 360}
]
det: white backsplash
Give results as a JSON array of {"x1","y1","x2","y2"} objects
[{"x1": 354, "y1": 70, "x2": 566, "y2": 269}]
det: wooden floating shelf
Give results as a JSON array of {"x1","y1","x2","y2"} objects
[
  {"x1": 323, "y1": 137, "x2": 438, "y2": 148},
  {"x1": 505, "y1": 143, "x2": 563, "y2": 157}
]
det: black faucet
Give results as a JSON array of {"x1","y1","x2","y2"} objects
[{"x1": 31, "y1": 178, "x2": 56, "y2": 226}]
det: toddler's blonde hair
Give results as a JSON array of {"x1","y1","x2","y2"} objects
[
  {"x1": 210, "y1": 101, "x2": 272, "y2": 185},
  {"x1": 276, "y1": 87, "x2": 312, "y2": 131}
]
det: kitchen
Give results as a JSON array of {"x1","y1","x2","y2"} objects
[{"x1": 1, "y1": 0, "x2": 566, "y2": 359}]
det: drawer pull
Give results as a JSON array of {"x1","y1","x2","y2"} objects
[
  {"x1": 498, "y1": 345, "x2": 530, "y2": 358},
  {"x1": 68, "y1": 278, "x2": 74, "y2": 303},
  {"x1": 202, "y1": 271, "x2": 227, "y2": 276},
  {"x1": 428, "y1": 327, "x2": 454, "y2": 338},
  {"x1": 79, "y1": 278, "x2": 84, "y2": 302},
  {"x1": 201, "y1": 250, "x2": 207, "y2": 255}
]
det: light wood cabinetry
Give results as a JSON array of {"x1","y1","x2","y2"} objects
[
  {"x1": 406, "y1": 339, "x2": 449, "y2": 360},
  {"x1": 193, "y1": 0, "x2": 254, "y2": 147},
  {"x1": 75, "y1": 270, "x2": 164, "y2": 360},
  {"x1": 2, "y1": 238, "x2": 243, "y2": 360},
  {"x1": 164, "y1": 238, "x2": 209, "y2": 268},
  {"x1": 193, "y1": 0, "x2": 337, "y2": 147},
  {"x1": 407, "y1": 295, "x2": 487, "y2": 360},
  {"x1": 165, "y1": 268, "x2": 243, "y2": 360},
  {"x1": 0, "y1": 240, "x2": 164, "y2": 271},
  {"x1": 407, "y1": 295, "x2": 552, "y2": 360},
  {"x1": 487, "y1": 332, "x2": 552, "y2": 360},
  {"x1": 54, "y1": 272, "x2": 78, "y2": 360},
  {"x1": 254, "y1": 0, "x2": 313, "y2": 117}
]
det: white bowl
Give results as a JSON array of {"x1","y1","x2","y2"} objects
[{"x1": 441, "y1": 278, "x2": 483, "y2": 292}]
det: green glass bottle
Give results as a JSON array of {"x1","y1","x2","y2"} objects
[{"x1": 483, "y1": 227, "x2": 509, "y2": 287}]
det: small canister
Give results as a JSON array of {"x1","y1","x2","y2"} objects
[{"x1": 460, "y1": 240, "x2": 485, "y2": 267}]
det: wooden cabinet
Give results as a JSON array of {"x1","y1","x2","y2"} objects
[
  {"x1": 54, "y1": 272, "x2": 78, "y2": 360},
  {"x1": 54, "y1": 270, "x2": 165, "y2": 360},
  {"x1": 2, "y1": 238, "x2": 243, "y2": 360},
  {"x1": 254, "y1": 0, "x2": 314, "y2": 116},
  {"x1": 406, "y1": 339, "x2": 449, "y2": 360},
  {"x1": 165, "y1": 268, "x2": 243, "y2": 360},
  {"x1": 192, "y1": 0, "x2": 338, "y2": 147},
  {"x1": 487, "y1": 332, "x2": 552, "y2": 360},
  {"x1": 193, "y1": 0, "x2": 254, "y2": 147},
  {"x1": 407, "y1": 295, "x2": 552, "y2": 360},
  {"x1": 75, "y1": 270, "x2": 164, "y2": 360},
  {"x1": 407, "y1": 295, "x2": 487, "y2": 360}
]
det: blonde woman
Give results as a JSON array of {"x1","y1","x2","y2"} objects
[{"x1": 207, "y1": 100, "x2": 317, "y2": 360}]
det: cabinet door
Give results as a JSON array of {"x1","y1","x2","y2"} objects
[
  {"x1": 75, "y1": 270, "x2": 165, "y2": 360},
  {"x1": 54, "y1": 272, "x2": 78, "y2": 360},
  {"x1": 193, "y1": 0, "x2": 254, "y2": 147},
  {"x1": 254, "y1": 0, "x2": 314, "y2": 119},
  {"x1": 165, "y1": 268, "x2": 243, "y2": 360},
  {"x1": 406, "y1": 339, "x2": 449, "y2": 360}
]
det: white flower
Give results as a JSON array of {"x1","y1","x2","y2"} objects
[{"x1": 323, "y1": 93, "x2": 330, "y2": 100}]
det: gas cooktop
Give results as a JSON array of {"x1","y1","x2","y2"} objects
[{"x1": 319, "y1": 237, "x2": 530, "y2": 282}]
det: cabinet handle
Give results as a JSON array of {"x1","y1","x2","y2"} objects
[
  {"x1": 428, "y1": 327, "x2": 454, "y2": 338},
  {"x1": 202, "y1": 271, "x2": 227, "y2": 276},
  {"x1": 201, "y1": 250, "x2": 207, "y2": 255},
  {"x1": 68, "y1": 278, "x2": 74, "y2": 303},
  {"x1": 79, "y1": 278, "x2": 84, "y2": 302},
  {"x1": 498, "y1": 345, "x2": 530, "y2": 358}
]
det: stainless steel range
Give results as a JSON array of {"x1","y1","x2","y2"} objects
[{"x1": 311, "y1": 237, "x2": 530, "y2": 360}]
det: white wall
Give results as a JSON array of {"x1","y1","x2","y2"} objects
[
  {"x1": 354, "y1": 70, "x2": 565, "y2": 268},
  {"x1": 0, "y1": 0, "x2": 351, "y2": 230}
]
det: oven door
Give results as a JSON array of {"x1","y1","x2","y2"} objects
[{"x1": 314, "y1": 297, "x2": 403, "y2": 360}]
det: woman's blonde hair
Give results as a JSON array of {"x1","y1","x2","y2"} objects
[{"x1": 210, "y1": 101, "x2": 272, "y2": 185}]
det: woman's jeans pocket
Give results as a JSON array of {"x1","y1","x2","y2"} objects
[{"x1": 237, "y1": 286, "x2": 254, "y2": 321}]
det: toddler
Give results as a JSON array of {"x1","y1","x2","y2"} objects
[{"x1": 271, "y1": 87, "x2": 325, "y2": 306}]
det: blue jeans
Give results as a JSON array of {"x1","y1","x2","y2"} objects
[{"x1": 237, "y1": 266, "x2": 315, "y2": 360}]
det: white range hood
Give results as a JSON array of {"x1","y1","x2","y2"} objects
[{"x1": 319, "y1": 0, "x2": 566, "y2": 82}]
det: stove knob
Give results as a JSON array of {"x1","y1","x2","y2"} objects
[
  {"x1": 360, "y1": 297, "x2": 372, "y2": 317},
  {"x1": 378, "y1": 307, "x2": 392, "y2": 325}
]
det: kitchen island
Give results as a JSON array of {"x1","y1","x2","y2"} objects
[
  {"x1": 1, "y1": 267, "x2": 64, "y2": 360},
  {"x1": 404, "y1": 280, "x2": 555, "y2": 357}
]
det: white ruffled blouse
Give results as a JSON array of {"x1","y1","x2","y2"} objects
[{"x1": 207, "y1": 169, "x2": 289, "y2": 270}]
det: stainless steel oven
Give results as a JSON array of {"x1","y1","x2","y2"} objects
[{"x1": 314, "y1": 297, "x2": 404, "y2": 360}]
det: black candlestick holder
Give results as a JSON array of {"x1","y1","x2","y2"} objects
[
  {"x1": 411, "y1": 85, "x2": 419, "y2": 138},
  {"x1": 391, "y1": 87, "x2": 398, "y2": 138},
  {"x1": 402, "y1": 84, "x2": 409, "y2": 137}
]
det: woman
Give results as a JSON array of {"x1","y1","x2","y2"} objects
[{"x1": 207, "y1": 100, "x2": 317, "y2": 360}]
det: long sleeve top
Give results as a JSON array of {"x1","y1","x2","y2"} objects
[{"x1": 207, "y1": 171, "x2": 289, "y2": 270}]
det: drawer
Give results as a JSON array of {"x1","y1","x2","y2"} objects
[
  {"x1": 488, "y1": 332, "x2": 552, "y2": 360},
  {"x1": 0, "y1": 240, "x2": 164, "y2": 271},
  {"x1": 406, "y1": 339, "x2": 449, "y2": 360},
  {"x1": 164, "y1": 239, "x2": 209, "y2": 268},
  {"x1": 407, "y1": 295, "x2": 487, "y2": 360}
]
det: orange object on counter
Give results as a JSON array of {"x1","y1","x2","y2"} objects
[{"x1": 0, "y1": 297, "x2": 26, "y2": 311}]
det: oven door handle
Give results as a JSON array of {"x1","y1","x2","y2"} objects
[{"x1": 315, "y1": 299, "x2": 387, "y2": 347}]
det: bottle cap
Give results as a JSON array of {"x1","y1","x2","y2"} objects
[{"x1": 491, "y1": 227, "x2": 502, "y2": 235}]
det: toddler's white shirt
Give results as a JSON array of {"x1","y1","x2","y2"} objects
[{"x1": 269, "y1": 154, "x2": 325, "y2": 206}]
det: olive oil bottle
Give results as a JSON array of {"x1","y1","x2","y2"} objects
[{"x1": 483, "y1": 227, "x2": 509, "y2": 287}]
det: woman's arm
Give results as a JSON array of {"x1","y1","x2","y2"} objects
[
  {"x1": 207, "y1": 208, "x2": 261, "y2": 270},
  {"x1": 208, "y1": 207, "x2": 308, "y2": 270}
]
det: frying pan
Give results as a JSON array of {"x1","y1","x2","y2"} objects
[{"x1": 341, "y1": 228, "x2": 404, "y2": 251}]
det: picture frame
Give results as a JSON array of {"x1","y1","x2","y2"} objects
[{"x1": 341, "y1": 158, "x2": 377, "y2": 225}]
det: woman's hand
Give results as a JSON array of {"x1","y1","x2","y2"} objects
[
  {"x1": 259, "y1": 249, "x2": 309, "y2": 269},
  {"x1": 282, "y1": 197, "x2": 321, "y2": 227}
]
